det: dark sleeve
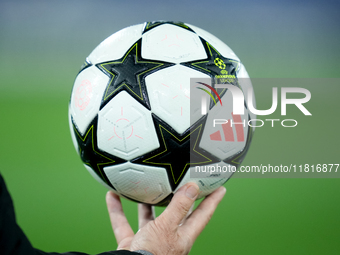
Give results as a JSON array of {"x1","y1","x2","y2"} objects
[{"x1": 0, "y1": 173, "x2": 141, "y2": 255}]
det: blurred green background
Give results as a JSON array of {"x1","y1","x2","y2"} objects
[{"x1": 1, "y1": 0, "x2": 339, "y2": 254}]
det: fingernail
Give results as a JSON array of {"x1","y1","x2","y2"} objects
[
  {"x1": 186, "y1": 184, "x2": 199, "y2": 199},
  {"x1": 221, "y1": 186, "x2": 227, "y2": 195}
]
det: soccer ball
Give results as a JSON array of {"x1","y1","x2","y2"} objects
[{"x1": 68, "y1": 21, "x2": 255, "y2": 206}]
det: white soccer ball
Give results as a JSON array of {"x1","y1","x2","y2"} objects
[{"x1": 69, "y1": 21, "x2": 255, "y2": 205}]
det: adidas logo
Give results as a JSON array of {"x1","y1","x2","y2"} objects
[{"x1": 209, "y1": 113, "x2": 245, "y2": 142}]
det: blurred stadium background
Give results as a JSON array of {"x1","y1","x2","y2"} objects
[{"x1": 1, "y1": 0, "x2": 339, "y2": 254}]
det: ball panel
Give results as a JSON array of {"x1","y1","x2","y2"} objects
[
  {"x1": 70, "y1": 66, "x2": 109, "y2": 135},
  {"x1": 97, "y1": 91, "x2": 160, "y2": 160},
  {"x1": 142, "y1": 24, "x2": 207, "y2": 64},
  {"x1": 145, "y1": 65, "x2": 210, "y2": 134},
  {"x1": 174, "y1": 162, "x2": 233, "y2": 199},
  {"x1": 88, "y1": 24, "x2": 144, "y2": 64},
  {"x1": 104, "y1": 162, "x2": 172, "y2": 204},
  {"x1": 185, "y1": 23, "x2": 240, "y2": 61}
]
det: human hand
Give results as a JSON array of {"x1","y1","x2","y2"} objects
[{"x1": 106, "y1": 183, "x2": 226, "y2": 255}]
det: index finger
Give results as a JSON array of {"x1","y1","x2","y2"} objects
[
  {"x1": 180, "y1": 186, "x2": 226, "y2": 241},
  {"x1": 158, "y1": 183, "x2": 199, "y2": 228}
]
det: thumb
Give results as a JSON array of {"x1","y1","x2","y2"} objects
[{"x1": 159, "y1": 183, "x2": 199, "y2": 227}]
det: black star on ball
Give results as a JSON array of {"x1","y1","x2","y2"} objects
[
  {"x1": 132, "y1": 115, "x2": 219, "y2": 190},
  {"x1": 96, "y1": 39, "x2": 173, "y2": 110}
]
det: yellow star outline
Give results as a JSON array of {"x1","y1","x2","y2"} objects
[
  {"x1": 99, "y1": 42, "x2": 166, "y2": 102},
  {"x1": 143, "y1": 124, "x2": 213, "y2": 184},
  {"x1": 73, "y1": 124, "x2": 115, "y2": 183}
]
